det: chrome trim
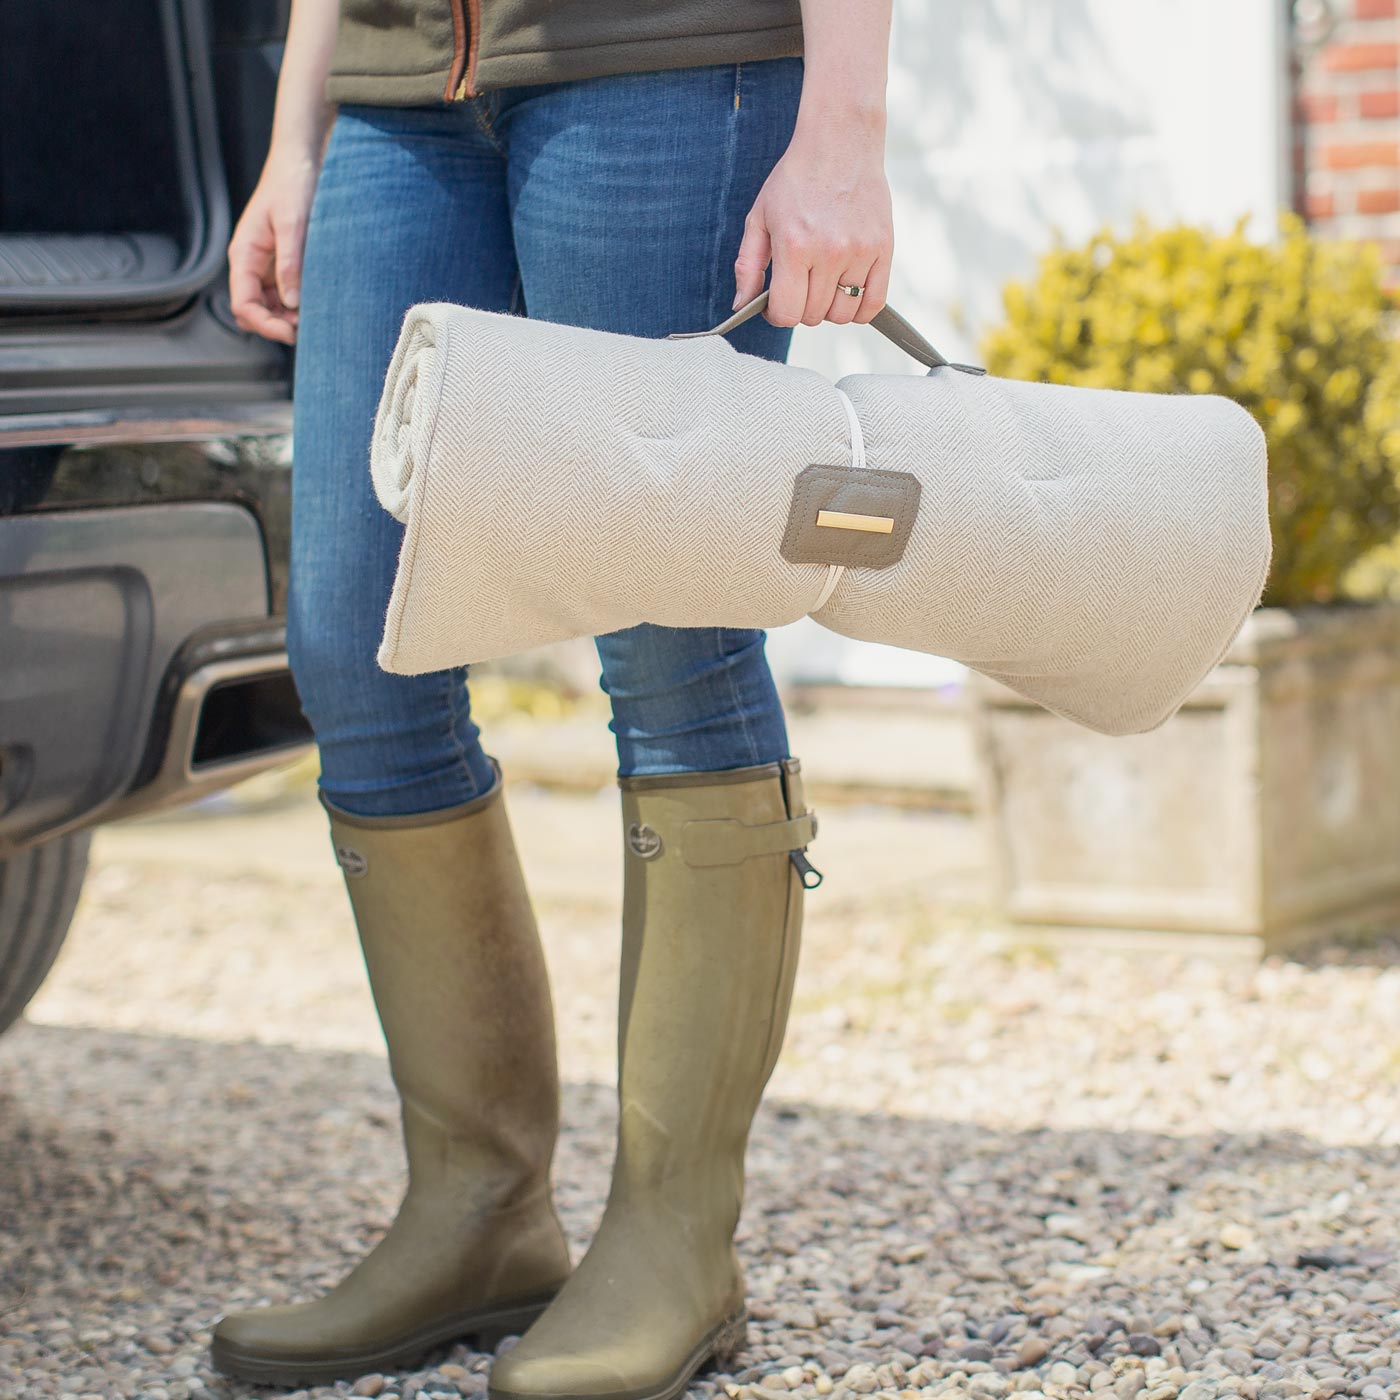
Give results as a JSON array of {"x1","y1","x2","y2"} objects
[
  {"x1": 103, "y1": 651, "x2": 311, "y2": 822},
  {"x1": 0, "y1": 401, "x2": 293, "y2": 449}
]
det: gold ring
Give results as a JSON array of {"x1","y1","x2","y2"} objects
[{"x1": 838, "y1": 283, "x2": 865, "y2": 298}]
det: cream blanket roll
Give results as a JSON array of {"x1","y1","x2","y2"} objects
[{"x1": 370, "y1": 303, "x2": 1271, "y2": 737}]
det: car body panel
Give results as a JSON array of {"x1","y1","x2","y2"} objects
[{"x1": 0, "y1": 498, "x2": 273, "y2": 853}]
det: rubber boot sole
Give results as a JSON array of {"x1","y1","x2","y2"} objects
[
  {"x1": 209, "y1": 1287, "x2": 563, "y2": 1387},
  {"x1": 488, "y1": 1309, "x2": 749, "y2": 1400}
]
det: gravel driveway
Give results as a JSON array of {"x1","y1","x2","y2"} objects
[{"x1": 2, "y1": 781, "x2": 1397, "y2": 1400}]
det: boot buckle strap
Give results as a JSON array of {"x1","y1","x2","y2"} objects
[{"x1": 679, "y1": 813, "x2": 818, "y2": 867}]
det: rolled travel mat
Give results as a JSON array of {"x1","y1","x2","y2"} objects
[{"x1": 369, "y1": 292, "x2": 1271, "y2": 737}]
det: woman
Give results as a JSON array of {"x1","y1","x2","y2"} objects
[{"x1": 209, "y1": 0, "x2": 895, "y2": 1394}]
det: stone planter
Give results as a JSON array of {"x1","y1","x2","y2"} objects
[{"x1": 970, "y1": 604, "x2": 1400, "y2": 953}]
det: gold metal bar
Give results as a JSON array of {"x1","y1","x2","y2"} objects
[{"x1": 815, "y1": 509, "x2": 895, "y2": 535}]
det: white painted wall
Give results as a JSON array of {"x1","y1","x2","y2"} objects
[{"x1": 766, "y1": 0, "x2": 1291, "y2": 688}]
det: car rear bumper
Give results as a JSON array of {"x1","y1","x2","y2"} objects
[{"x1": 0, "y1": 417, "x2": 309, "y2": 854}]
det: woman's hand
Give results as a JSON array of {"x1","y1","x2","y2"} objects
[
  {"x1": 734, "y1": 0, "x2": 895, "y2": 330},
  {"x1": 227, "y1": 0, "x2": 338, "y2": 344},
  {"x1": 733, "y1": 122, "x2": 893, "y2": 328},
  {"x1": 228, "y1": 145, "x2": 321, "y2": 345}
]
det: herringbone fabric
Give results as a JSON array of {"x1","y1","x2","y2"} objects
[{"x1": 370, "y1": 303, "x2": 1270, "y2": 736}]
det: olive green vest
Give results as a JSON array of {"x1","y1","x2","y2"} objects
[{"x1": 325, "y1": 0, "x2": 804, "y2": 105}]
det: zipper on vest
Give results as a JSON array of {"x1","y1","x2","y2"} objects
[{"x1": 445, "y1": 0, "x2": 481, "y2": 99}]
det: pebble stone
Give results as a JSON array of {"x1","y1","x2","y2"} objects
[{"x1": 3, "y1": 801, "x2": 1400, "y2": 1400}]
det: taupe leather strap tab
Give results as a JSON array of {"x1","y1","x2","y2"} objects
[
  {"x1": 680, "y1": 812, "x2": 819, "y2": 868},
  {"x1": 667, "y1": 289, "x2": 983, "y2": 375},
  {"x1": 781, "y1": 462, "x2": 922, "y2": 568},
  {"x1": 869, "y1": 302, "x2": 951, "y2": 371}
]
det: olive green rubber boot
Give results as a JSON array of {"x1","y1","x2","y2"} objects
[
  {"x1": 489, "y1": 758, "x2": 819, "y2": 1400},
  {"x1": 211, "y1": 761, "x2": 572, "y2": 1386}
]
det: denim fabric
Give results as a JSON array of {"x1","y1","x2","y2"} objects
[{"x1": 288, "y1": 58, "x2": 803, "y2": 817}]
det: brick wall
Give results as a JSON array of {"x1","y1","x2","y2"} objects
[{"x1": 1294, "y1": 0, "x2": 1400, "y2": 277}]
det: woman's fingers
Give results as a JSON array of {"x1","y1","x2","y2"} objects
[
  {"x1": 273, "y1": 213, "x2": 307, "y2": 312},
  {"x1": 228, "y1": 159, "x2": 317, "y2": 346},
  {"x1": 822, "y1": 257, "x2": 877, "y2": 326},
  {"x1": 256, "y1": 271, "x2": 300, "y2": 345},
  {"x1": 230, "y1": 260, "x2": 297, "y2": 346},
  {"x1": 851, "y1": 254, "x2": 891, "y2": 326},
  {"x1": 230, "y1": 262, "x2": 297, "y2": 345},
  {"x1": 229, "y1": 272, "x2": 296, "y2": 346},
  {"x1": 229, "y1": 208, "x2": 296, "y2": 345},
  {"x1": 800, "y1": 252, "x2": 845, "y2": 327},
  {"x1": 732, "y1": 214, "x2": 772, "y2": 311},
  {"x1": 228, "y1": 251, "x2": 270, "y2": 332},
  {"x1": 766, "y1": 240, "x2": 812, "y2": 329}
]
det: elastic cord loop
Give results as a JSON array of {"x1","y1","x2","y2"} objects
[{"x1": 808, "y1": 389, "x2": 865, "y2": 614}]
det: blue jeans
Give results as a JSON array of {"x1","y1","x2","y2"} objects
[{"x1": 288, "y1": 59, "x2": 804, "y2": 818}]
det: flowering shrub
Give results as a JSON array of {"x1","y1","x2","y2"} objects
[{"x1": 981, "y1": 215, "x2": 1400, "y2": 607}]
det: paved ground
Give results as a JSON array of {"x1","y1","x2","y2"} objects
[{"x1": 2, "y1": 768, "x2": 1399, "y2": 1400}]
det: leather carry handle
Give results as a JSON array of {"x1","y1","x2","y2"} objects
[{"x1": 666, "y1": 289, "x2": 985, "y2": 375}]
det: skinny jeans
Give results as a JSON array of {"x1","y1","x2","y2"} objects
[{"x1": 287, "y1": 59, "x2": 803, "y2": 816}]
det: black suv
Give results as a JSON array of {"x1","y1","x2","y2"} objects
[{"x1": 0, "y1": 0, "x2": 311, "y2": 1033}]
